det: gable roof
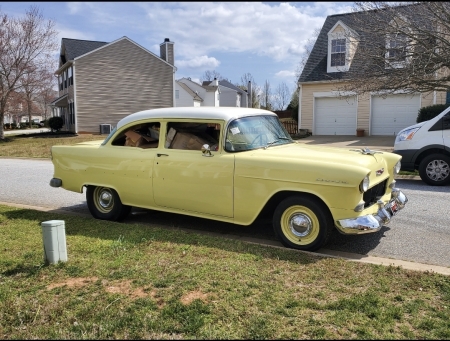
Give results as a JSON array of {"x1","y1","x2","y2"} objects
[
  {"x1": 298, "y1": 11, "x2": 361, "y2": 83},
  {"x1": 218, "y1": 80, "x2": 246, "y2": 95},
  {"x1": 176, "y1": 81, "x2": 203, "y2": 101},
  {"x1": 61, "y1": 38, "x2": 108, "y2": 61},
  {"x1": 299, "y1": 4, "x2": 422, "y2": 84},
  {"x1": 59, "y1": 36, "x2": 176, "y2": 71}
]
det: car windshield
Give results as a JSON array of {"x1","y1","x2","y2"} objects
[{"x1": 225, "y1": 115, "x2": 293, "y2": 152}]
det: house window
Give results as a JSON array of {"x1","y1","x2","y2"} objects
[
  {"x1": 68, "y1": 67, "x2": 73, "y2": 86},
  {"x1": 387, "y1": 34, "x2": 407, "y2": 61},
  {"x1": 63, "y1": 70, "x2": 67, "y2": 89},
  {"x1": 175, "y1": 90, "x2": 179, "y2": 99},
  {"x1": 331, "y1": 39, "x2": 346, "y2": 67},
  {"x1": 58, "y1": 75, "x2": 63, "y2": 91}
]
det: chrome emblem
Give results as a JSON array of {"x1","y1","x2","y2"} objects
[{"x1": 376, "y1": 168, "x2": 384, "y2": 176}]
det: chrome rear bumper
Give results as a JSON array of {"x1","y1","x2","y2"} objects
[{"x1": 336, "y1": 188, "x2": 408, "y2": 234}]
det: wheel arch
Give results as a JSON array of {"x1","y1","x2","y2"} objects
[
  {"x1": 414, "y1": 145, "x2": 450, "y2": 170},
  {"x1": 258, "y1": 190, "x2": 333, "y2": 223}
]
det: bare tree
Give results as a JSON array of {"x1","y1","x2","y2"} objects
[
  {"x1": 261, "y1": 80, "x2": 272, "y2": 110},
  {"x1": 36, "y1": 74, "x2": 57, "y2": 122},
  {"x1": 237, "y1": 73, "x2": 260, "y2": 108},
  {"x1": 201, "y1": 70, "x2": 223, "y2": 83},
  {"x1": 296, "y1": 27, "x2": 322, "y2": 80},
  {"x1": 335, "y1": 2, "x2": 450, "y2": 96},
  {"x1": 0, "y1": 5, "x2": 58, "y2": 139},
  {"x1": 272, "y1": 82, "x2": 291, "y2": 111}
]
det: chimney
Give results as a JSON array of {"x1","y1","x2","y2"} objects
[
  {"x1": 160, "y1": 38, "x2": 174, "y2": 65},
  {"x1": 212, "y1": 77, "x2": 219, "y2": 86},
  {"x1": 248, "y1": 81, "x2": 252, "y2": 108}
]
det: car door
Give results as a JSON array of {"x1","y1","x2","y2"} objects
[
  {"x1": 443, "y1": 112, "x2": 450, "y2": 149},
  {"x1": 153, "y1": 120, "x2": 234, "y2": 218}
]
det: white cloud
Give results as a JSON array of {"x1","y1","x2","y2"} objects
[
  {"x1": 275, "y1": 70, "x2": 296, "y2": 78},
  {"x1": 55, "y1": 24, "x2": 96, "y2": 42},
  {"x1": 177, "y1": 56, "x2": 220, "y2": 70},
  {"x1": 57, "y1": 2, "x2": 352, "y2": 64}
]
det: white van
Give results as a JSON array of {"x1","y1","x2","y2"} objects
[{"x1": 393, "y1": 106, "x2": 450, "y2": 186}]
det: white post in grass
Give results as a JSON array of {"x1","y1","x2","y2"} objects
[{"x1": 41, "y1": 220, "x2": 68, "y2": 264}]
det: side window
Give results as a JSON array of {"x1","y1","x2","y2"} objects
[
  {"x1": 111, "y1": 122, "x2": 160, "y2": 148},
  {"x1": 165, "y1": 122, "x2": 220, "y2": 151},
  {"x1": 444, "y1": 112, "x2": 450, "y2": 130}
]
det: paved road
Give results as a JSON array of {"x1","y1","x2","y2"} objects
[{"x1": 1, "y1": 158, "x2": 449, "y2": 268}]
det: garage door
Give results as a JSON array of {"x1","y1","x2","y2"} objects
[
  {"x1": 371, "y1": 94, "x2": 420, "y2": 135},
  {"x1": 314, "y1": 96, "x2": 357, "y2": 135}
]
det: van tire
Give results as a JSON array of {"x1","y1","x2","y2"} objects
[{"x1": 418, "y1": 154, "x2": 450, "y2": 186}]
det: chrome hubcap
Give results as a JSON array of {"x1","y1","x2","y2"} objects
[
  {"x1": 99, "y1": 190, "x2": 113, "y2": 209},
  {"x1": 426, "y1": 159, "x2": 450, "y2": 181},
  {"x1": 289, "y1": 214, "x2": 312, "y2": 237}
]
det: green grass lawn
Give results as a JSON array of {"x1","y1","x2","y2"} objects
[
  {"x1": 1, "y1": 204, "x2": 449, "y2": 339},
  {"x1": 0, "y1": 133, "x2": 104, "y2": 159}
]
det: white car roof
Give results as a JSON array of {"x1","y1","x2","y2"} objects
[{"x1": 116, "y1": 107, "x2": 277, "y2": 129}]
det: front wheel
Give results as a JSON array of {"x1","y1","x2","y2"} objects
[
  {"x1": 86, "y1": 186, "x2": 131, "y2": 221},
  {"x1": 273, "y1": 196, "x2": 333, "y2": 251},
  {"x1": 418, "y1": 154, "x2": 450, "y2": 186}
]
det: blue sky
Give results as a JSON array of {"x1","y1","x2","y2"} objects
[{"x1": 0, "y1": 2, "x2": 353, "y2": 96}]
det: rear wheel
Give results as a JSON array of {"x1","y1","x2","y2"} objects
[
  {"x1": 418, "y1": 154, "x2": 450, "y2": 186},
  {"x1": 86, "y1": 186, "x2": 131, "y2": 221},
  {"x1": 273, "y1": 196, "x2": 333, "y2": 251}
]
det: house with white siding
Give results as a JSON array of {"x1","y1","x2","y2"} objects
[
  {"x1": 177, "y1": 77, "x2": 220, "y2": 107},
  {"x1": 51, "y1": 37, "x2": 176, "y2": 134},
  {"x1": 212, "y1": 80, "x2": 249, "y2": 108},
  {"x1": 175, "y1": 80, "x2": 203, "y2": 107}
]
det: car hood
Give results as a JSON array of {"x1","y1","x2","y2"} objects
[
  {"x1": 235, "y1": 142, "x2": 398, "y2": 187},
  {"x1": 249, "y1": 142, "x2": 389, "y2": 167}
]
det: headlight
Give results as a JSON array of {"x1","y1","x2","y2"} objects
[
  {"x1": 394, "y1": 160, "x2": 401, "y2": 174},
  {"x1": 395, "y1": 127, "x2": 420, "y2": 143},
  {"x1": 359, "y1": 175, "x2": 370, "y2": 193}
]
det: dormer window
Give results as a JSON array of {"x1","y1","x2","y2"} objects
[
  {"x1": 385, "y1": 33, "x2": 408, "y2": 69},
  {"x1": 331, "y1": 39, "x2": 346, "y2": 67},
  {"x1": 327, "y1": 20, "x2": 358, "y2": 73}
]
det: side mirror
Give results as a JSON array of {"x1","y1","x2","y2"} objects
[{"x1": 201, "y1": 144, "x2": 213, "y2": 157}]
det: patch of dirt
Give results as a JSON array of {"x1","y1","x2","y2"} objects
[
  {"x1": 180, "y1": 290, "x2": 208, "y2": 305},
  {"x1": 46, "y1": 277, "x2": 163, "y2": 307},
  {"x1": 46, "y1": 277, "x2": 208, "y2": 308},
  {"x1": 47, "y1": 276, "x2": 99, "y2": 290},
  {"x1": 102, "y1": 279, "x2": 156, "y2": 299}
]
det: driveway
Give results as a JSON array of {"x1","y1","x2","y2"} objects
[{"x1": 295, "y1": 135, "x2": 396, "y2": 152}]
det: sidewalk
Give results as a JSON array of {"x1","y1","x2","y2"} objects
[
  {"x1": 295, "y1": 135, "x2": 396, "y2": 152},
  {"x1": 4, "y1": 128, "x2": 50, "y2": 136}
]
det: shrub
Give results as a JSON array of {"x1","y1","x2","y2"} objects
[
  {"x1": 417, "y1": 104, "x2": 450, "y2": 123},
  {"x1": 48, "y1": 116, "x2": 64, "y2": 131}
]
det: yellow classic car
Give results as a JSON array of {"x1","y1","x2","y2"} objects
[{"x1": 50, "y1": 107, "x2": 408, "y2": 251}]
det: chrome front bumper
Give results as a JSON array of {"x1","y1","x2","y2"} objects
[{"x1": 336, "y1": 188, "x2": 408, "y2": 234}]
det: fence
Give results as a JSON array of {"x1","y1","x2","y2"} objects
[{"x1": 280, "y1": 119, "x2": 299, "y2": 135}]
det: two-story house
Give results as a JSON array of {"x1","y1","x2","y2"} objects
[
  {"x1": 176, "y1": 77, "x2": 220, "y2": 107},
  {"x1": 51, "y1": 37, "x2": 176, "y2": 134},
  {"x1": 217, "y1": 80, "x2": 249, "y2": 108},
  {"x1": 298, "y1": 9, "x2": 447, "y2": 136}
]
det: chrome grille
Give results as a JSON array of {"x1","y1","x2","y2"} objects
[{"x1": 363, "y1": 179, "x2": 388, "y2": 208}]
